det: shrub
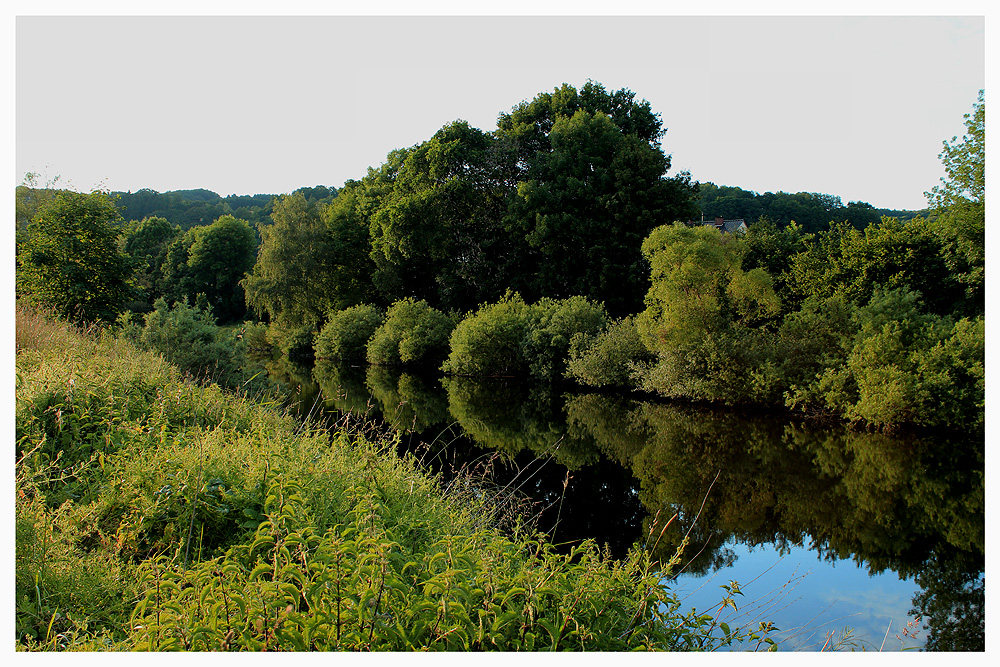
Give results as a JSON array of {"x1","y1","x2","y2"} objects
[
  {"x1": 842, "y1": 291, "x2": 982, "y2": 430},
  {"x1": 442, "y1": 294, "x2": 534, "y2": 377},
  {"x1": 139, "y1": 298, "x2": 249, "y2": 390},
  {"x1": 776, "y1": 294, "x2": 856, "y2": 396},
  {"x1": 781, "y1": 288, "x2": 984, "y2": 431},
  {"x1": 633, "y1": 325, "x2": 786, "y2": 406},
  {"x1": 266, "y1": 321, "x2": 317, "y2": 361},
  {"x1": 366, "y1": 298, "x2": 454, "y2": 368},
  {"x1": 566, "y1": 315, "x2": 653, "y2": 388},
  {"x1": 522, "y1": 296, "x2": 608, "y2": 381},
  {"x1": 240, "y1": 321, "x2": 274, "y2": 363},
  {"x1": 444, "y1": 294, "x2": 609, "y2": 381},
  {"x1": 315, "y1": 304, "x2": 385, "y2": 362}
]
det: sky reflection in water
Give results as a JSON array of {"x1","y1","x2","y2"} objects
[{"x1": 670, "y1": 540, "x2": 923, "y2": 651}]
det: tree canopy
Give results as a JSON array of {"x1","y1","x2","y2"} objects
[
  {"x1": 159, "y1": 214, "x2": 257, "y2": 323},
  {"x1": 499, "y1": 82, "x2": 698, "y2": 315},
  {"x1": 364, "y1": 121, "x2": 517, "y2": 312},
  {"x1": 926, "y1": 90, "x2": 984, "y2": 211},
  {"x1": 16, "y1": 190, "x2": 134, "y2": 322}
]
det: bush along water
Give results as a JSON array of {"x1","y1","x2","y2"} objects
[{"x1": 14, "y1": 306, "x2": 777, "y2": 651}]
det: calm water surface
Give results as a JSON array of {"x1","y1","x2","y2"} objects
[{"x1": 271, "y1": 358, "x2": 985, "y2": 652}]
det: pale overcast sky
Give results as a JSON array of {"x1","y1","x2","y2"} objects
[{"x1": 13, "y1": 7, "x2": 988, "y2": 211}]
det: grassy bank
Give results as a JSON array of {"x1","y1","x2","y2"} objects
[{"x1": 14, "y1": 306, "x2": 774, "y2": 651}]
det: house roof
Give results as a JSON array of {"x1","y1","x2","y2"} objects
[
  {"x1": 719, "y1": 219, "x2": 747, "y2": 233},
  {"x1": 687, "y1": 216, "x2": 747, "y2": 234}
]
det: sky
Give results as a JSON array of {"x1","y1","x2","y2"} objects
[{"x1": 12, "y1": 5, "x2": 988, "y2": 212}]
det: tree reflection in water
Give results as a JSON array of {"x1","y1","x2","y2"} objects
[{"x1": 295, "y1": 360, "x2": 984, "y2": 651}]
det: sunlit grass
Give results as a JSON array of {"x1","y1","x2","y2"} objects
[{"x1": 14, "y1": 305, "x2": 778, "y2": 651}]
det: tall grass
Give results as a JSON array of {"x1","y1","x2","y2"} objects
[{"x1": 14, "y1": 305, "x2": 776, "y2": 651}]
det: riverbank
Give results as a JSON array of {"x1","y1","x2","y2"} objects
[{"x1": 14, "y1": 307, "x2": 774, "y2": 651}]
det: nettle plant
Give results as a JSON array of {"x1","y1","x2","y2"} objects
[{"x1": 129, "y1": 475, "x2": 777, "y2": 651}]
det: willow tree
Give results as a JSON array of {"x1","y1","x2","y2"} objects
[
  {"x1": 637, "y1": 223, "x2": 780, "y2": 349},
  {"x1": 634, "y1": 223, "x2": 782, "y2": 404}
]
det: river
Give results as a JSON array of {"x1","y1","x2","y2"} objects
[{"x1": 269, "y1": 357, "x2": 985, "y2": 652}]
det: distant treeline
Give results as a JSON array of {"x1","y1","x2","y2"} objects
[
  {"x1": 697, "y1": 183, "x2": 928, "y2": 232},
  {"x1": 111, "y1": 185, "x2": 337, "y2": 231},
  {"x1": 116, "y1": 183, "x2": 924, "y2": 236}
]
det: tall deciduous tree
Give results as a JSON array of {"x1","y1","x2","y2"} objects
[
  {"x1": 16, "y1": 190, "x2": 134, "y2": 322},
  {"x1": 499, "y1": 82, "x2": 698, "y2": 316},
  {"x1": 243, "y1": 192, "x2": 329, "y2": 327},
  {"x1": 925, "y1": 90, "x2": 985, "y2": 317},
  {"x1": 242, "y1": 189, "x2": 375, "y2": 329},
  {"x1": 119, "y1": 215, "x2": 180, "y2": 309},
  {"x1": 162, "y1": 215, "x2": 256, "y2": 323},
  {"x1": 366, "y1": 121, "x2": 518, "y2": 312},
  {"x1": 185, "y1": 215, "x2": 256, "y2": 323}
]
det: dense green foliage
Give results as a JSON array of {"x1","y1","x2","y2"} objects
[
  {"x1": 242, "y1": 192, "x2": 348, "y2": 330},
  {"x1": 926, "y1": 90, "x2": 984, "y2": 213},
  {"x1": 566, "y1": 316, "x2": 654, "y2": 388},
  {"x1": 363, "y1": 121, "x2": 516, "y2": 312},
  {"x1": 440, "y1": 294, "x2": 607, "y2": 381},
  {"x1": 565, "y1": 91, "x2": 984, "y2": 432},
  {"x1": 606, "y1": 217, "x2": 985, "y2": 430},
  {"x1": 498, "y1": 83, "x2": 699, "y2": 315},
  {"x1": 365, "y1": 298, "x2": 456, "y2": 368},
  {"x1": 15, "y1": 308, "x2": 771, "y2": 651},
  {"x1": 314, "y1": 304, "x2": 385, "y2": 362},
  {"x1": 158, "y1": 215, "x2": 257, "y2": 324},
  {"x1": 521, "y1": 296, "x2": 609, "y2": 381},
  {"x1": 136, "y1": 297, "x2": 268, "y2": 393},
  {"x1": 16, "y1": 190, "x2": 135, "y2": 323},
  {"x1": 15, "y1": 172, "x2": 64, "y2": 249},
  {"x1": 440, "y1": 294, "x2": 536, "y2": 377},
  {"x1": 247, "y1": 81, "x2": 696, "y2": 319},
  {"x1": 14, "y1": 86, "x2": 984, "y2": 434},
  {"x1": 119, "y1": 216, "x2": 181, "y2": 312},
  {"x1": 14, "y1": 85, "x2": 984, "y2": 654}
]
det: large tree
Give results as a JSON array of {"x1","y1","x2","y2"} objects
[
  {"x1": 269, "y1": 82, "x2": 696, "y2": 320},
  {"x1": 242, "y1": 190, "x2": 373, "y2": 328},
  {"x1": 924, "y1": 90, "x2": 985, "y2": 317},
  {"x1": 499, "y1": 82, "x2": 698, "y2": 316},
  {"x1": 119, "y1": 215, "x2": 180, "y2": 310},
  {"x1": 366, "y1": 121, "x2": 519, "y2": 311},
  {"x1": 16, "y1": 190, "x2": 134, "y2": 322},
  {"x1": 161, "y1": 215, "x2": 256, "y2": 323}
]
